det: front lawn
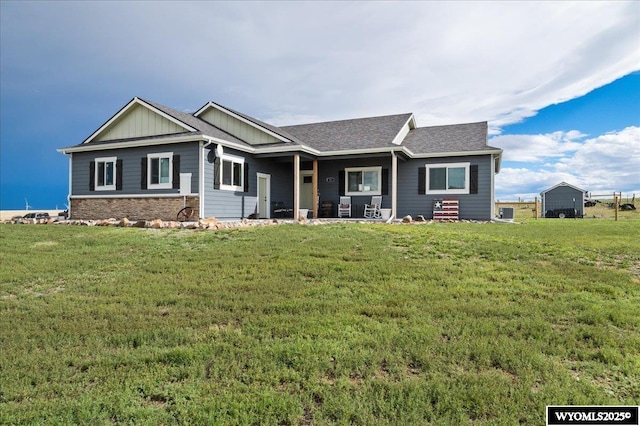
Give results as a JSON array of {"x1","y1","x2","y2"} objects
[{"x1": 1, "y1": 220, "x2": 638, "y2": 424}]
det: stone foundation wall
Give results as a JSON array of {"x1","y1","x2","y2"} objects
[{"x1": 71, "y1": 197, "x2": 200, "y2": 221}]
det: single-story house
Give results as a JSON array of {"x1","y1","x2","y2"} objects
[
  {"x1": 58, "y1": 97, "x2": 502, "y2": 221},
  {"x1": 541, "y1": 182, "x2": 586, "y2": 218}
]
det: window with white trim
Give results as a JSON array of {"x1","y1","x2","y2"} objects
[
  {"x1": 220, "y1": 154, "x2": 244, "y2": 191},
  {"x1": 345, "y1": 166, "x2": 381, "y2": 196},
  {"x1": 425, "y1": 162, "x2": 470, "y2": 194},
  {"x1": 148, "y1": 152, "x2": 173, "y2": 189},
  {"x1": 95, "y1": 157, "x2": 117, "y2": 191}
]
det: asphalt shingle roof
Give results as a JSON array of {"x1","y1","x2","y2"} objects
[
  {"x1": 281, "y1": 113, "x2": 413, "y2": 151},
  {"x1": 402, "y1": 121, "x2": 499, "y2": 154},
  {"x1": 66, "y1": 98, "x2": 500, "y2": 158}
]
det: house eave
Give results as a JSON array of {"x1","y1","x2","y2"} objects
[
  {"x1": 407, "y1": 148, "x2": 503, "y2": 159},
  {"x1": 58, "y1": 134, "x2": 206, "y2": 154}
]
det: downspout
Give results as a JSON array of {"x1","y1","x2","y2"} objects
[
  {"x1": 491, "y1": 153, "x2": 496, "y2": 220},
  {"x1": 199, "y1": 141, "x2": 205, "y2": 219},
  {"x1": 67, "y1": 153, "x2": 72, "y2": 218}
]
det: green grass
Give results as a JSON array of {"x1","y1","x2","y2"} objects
[{"x1": 1, "y1": 220, "x2": 639, "y2": 425}]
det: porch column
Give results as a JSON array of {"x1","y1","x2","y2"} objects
[
  {"x1": 312, "y1": 160, "x2": 318, "y2": 218},
  {"x1": 391, "y1": 151, "x2": 398, "y2": 219},
  {"x1": 293, "y1": 154, "x2": 300, "y2": 220}
]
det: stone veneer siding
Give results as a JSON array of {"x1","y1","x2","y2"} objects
[{"x1": 71, "y1": 196, "x2": 200, "y2": 221}]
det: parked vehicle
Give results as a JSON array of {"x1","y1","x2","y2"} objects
[
  {"x1": 545, "y1": 208, "x2": 577, "y2": 219},
  {"x1": 619, "y1": 203, "x2": 636, "y2": 211},
  {"x1": 23, "y1": 212, "x2": 50, "y2": 220}
]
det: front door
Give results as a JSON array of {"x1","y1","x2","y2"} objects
[
  {"x1": 257, "y1": 173, "x2": 270, "y2": 218},
  {"x1": 300, "y1": 172, "x2": 313, "y2": 209}
]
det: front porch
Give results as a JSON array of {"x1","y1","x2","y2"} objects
[{"x1": 258, "y1": 151, "x2": 402, "y2": 221}]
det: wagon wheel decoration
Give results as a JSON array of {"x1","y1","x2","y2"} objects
[{"x1": 177, "y1": 206, "x2": 195, "y2": 222}]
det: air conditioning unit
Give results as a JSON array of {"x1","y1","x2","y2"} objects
[{"x1": 498, "y1": 207, "x2": 514, "y2": 220}]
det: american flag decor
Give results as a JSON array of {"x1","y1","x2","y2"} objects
[{"x1": 433, "y1": 198, "x2": 459, "y2": 221}]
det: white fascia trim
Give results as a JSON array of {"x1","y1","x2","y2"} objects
[
  {"x1": 58, "y1": 135, "x2": 204, "y2": 154},
  {"x1": 81, "y1": 97, "x2": 196, "y2": 145},
  {"x1": 409, "y1": 149, "x2": 503, "y2": 159},
  {"x1": 314, "y1": 147, "x2": 406, "y2": 157},
  {"x1": 195, "y1": 102, "x2": 292, "y2": 143},
  {"x1": 70, "y1": 193, "x2": 198, "y2": 199},
  {"x1": 391, "y1": 114, "x2": 416, "y2": 145},
  {"x1": 494, "y1": 153, "x2": 502, "y2": 174},
  {"x1": 203, "y1": 136, "x2": 257, "y2": 154}
]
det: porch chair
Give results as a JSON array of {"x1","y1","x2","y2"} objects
[
  {"x1": 363, "y1": 196, "x2": 382, "y2": 219},
  {"x1": 337, "y1": 196, "x2": 352, "y2": 218}
]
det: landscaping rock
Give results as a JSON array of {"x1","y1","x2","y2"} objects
[
  {"x1": 150, "y1": 219, "x2": 164, "y2": 229},
  {"x1": 199, "y1": 217, "x2": 219, "y2": 229},
  {"x1": 402, "y1": 215, "x2": 413, "y2": 223}
]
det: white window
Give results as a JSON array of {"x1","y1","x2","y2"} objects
[
  {"x1": 345, "y1": 166, "x2": 381, "y2": 196},
  {"x1": 95, "y1": 157, "x2": 117, "y2": 191},
  {"x1": 220, "y1": 154, "x2": 244, "y2": 191},
  {"x1": 425, "y1": 162, "x2": 470, "y2": 194},
  {"x1": 148, "y1": 152, "x2": 173, "y2": 189}
]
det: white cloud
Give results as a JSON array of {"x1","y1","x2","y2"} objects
[
  {"x1": 496, "y1": 126, "x2": 640, "y2": 200},
  {"x1": 2, "y1": 1, "x2": 638, "y2": 128},
  {"x1": 1, "y1": 1, "x2": 639, "y2": 207},
  {"x1": 491, "y1": 131, "x2": 587, "y2": 162}
]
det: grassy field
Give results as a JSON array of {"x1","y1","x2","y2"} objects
[
  {"x1": 1, "y1": 219, "x2": 639, "y2": 425},
  {"x1": 496, "y1": 200, "x2": 639, "y2": 222}
]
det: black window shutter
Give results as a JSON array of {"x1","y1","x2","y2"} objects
[
  {"x1": 116, "y1": 159, "x2": 123, "y2": 191},
  {"x1": 244, "y1": 163, "x2": 250, "y2": 193},
  {"x1": 172, "y1": 155, "x2": 181, "y2": 189},
  {"x1": 89, "y1": 161, "x2": 95, "y2": 191},
  {"x1": 141, "y1": 157, "x2": 147, "y2": 189},
  {"x1": 418, "y1": 167, "x2": 426, "y2": 194},
  {"x1": 338, "y1": 170, "x2": 345, "y2": 196},
  {"x1": 470, "y1": 164, "x2": 478, "y2": 194},
  {"x1": 382, "y1": 168, "x2": 389, "y2": 195},
  {"x1": 214, "y1": 157, "x2": 221, "y2": 189}
]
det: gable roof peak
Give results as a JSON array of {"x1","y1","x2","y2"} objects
[{"x1": 194, "y1": 100, "x2": 301, "y2": 144}]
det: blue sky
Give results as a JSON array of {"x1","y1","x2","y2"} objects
[{"x1": 1, "y1": 1, "x2": 638, "y2": 210}]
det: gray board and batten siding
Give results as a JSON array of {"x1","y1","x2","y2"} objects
[{"x1": 94, "y1": 103, "x2": 187, "y2": 142}]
